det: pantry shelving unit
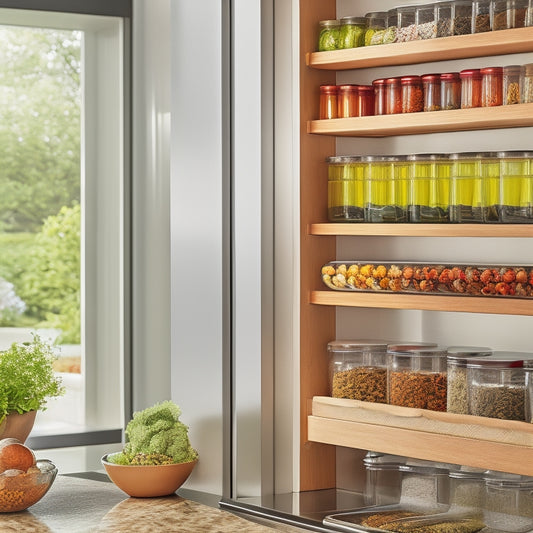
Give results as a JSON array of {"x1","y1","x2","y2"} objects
[{"x1": 299, "y1": 1, "x2": 533, "y2": 492}]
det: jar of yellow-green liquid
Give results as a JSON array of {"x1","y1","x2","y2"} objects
[
  {"x1": 498, "y1": 151, "x2": 533, "y2": 223},
  {"x1": 327, "y1": 156, "x2": 365, "y2": 222},
  {"x1": 450, "y1": 153, "x2": 483, "y2": 223},
  {"x1": 407, "y1": 154, "x2": 451, "y2": 222},
  {"x1": 363, "y1": 156, "x2": 408, "y2": 222},
  {"x1": 480, "y1": 152, "x2": 501, "y2": 222}
]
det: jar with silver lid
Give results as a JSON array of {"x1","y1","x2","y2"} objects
[{"x1": 363, "y1": 451, "x2": 406, "y2": 506}]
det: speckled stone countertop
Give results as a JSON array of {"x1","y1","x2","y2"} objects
[{"x1": 2, "y1": 474, "x2": 311, "y2": 533}]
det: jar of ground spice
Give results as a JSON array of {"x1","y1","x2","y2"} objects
[
  {"x1": 449, "y1": 468, "x2": 486, "y2": 510},
  {"x1": 401, "y1": 75, "x2": 424, "y2": 113},
  {"x1": 385, "y1": 77, "x2": 402, "y2": 114},
  {"x1": 452, "y1": 0, "x2": 473, "y2": 34},
  {"x1": 387, "y1": 347, "x2": 448, "y2": 411},
  {"x1": 460, "y1": 68, "x2": 482, "y2": 108},
  {"x1": 328, "y1": 340, "x2": 388, "y2": 402},
  {"x1": 503, "y1": 64, "x2": 521, "y2": 105},
  {"x1": 440, "y1": 72, "x2": 461, "y2": 110},
  {"x1": 473, "y1": 0, "x2": 492, "y2": 31},
  {"x1": 481, "y1": 66, "x2": 503, "y2": 107},
  {"x1": 357, "y1": 85, "x2": 375, "y2": 117},
  {"x1": 422, "y1": 73, "x2": 442, "y2": 112},
  {"x1": 398, "y1": 463, "x2": 450, "y2": 506},
  {"x1": 337, "y1": 84, "x2": 359, "y2": 118},
  {"x1": 492, "y1": 0, "x2": 528, "y2": 29},
  {"x1": 373, "y1": 79, "x2": 387, "y2": 115}
]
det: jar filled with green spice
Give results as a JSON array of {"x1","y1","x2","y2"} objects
[
  {"x1": 317, "y1": 19, "x2": 340, "y2": 51},
  {"x1": 365, "y1": 11, "x2": 387, "y2": 45},
  {"x1": 498, "y1": 150, "x2": 533, "y2": 223},
  {"x1": 449, "y1": 468, "x2": 486, "y2": 510},
  {"x1": 327, "y1": 156, "x2": 365, "y2": 222},
  {"x1": 338, "y1": 16, "x2": 367, "y2": 49}
]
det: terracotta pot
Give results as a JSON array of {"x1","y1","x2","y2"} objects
[{"x1": 0, "y1": 411, "x2": 37, "y2": 443}]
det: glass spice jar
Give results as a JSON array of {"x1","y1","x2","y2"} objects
[
  {"x1": 473, "y1": 0, "x2": 492, "y2": 31},
  {"x1": 337, "y1": 84, "x2": 359, "y2": 118},
  {"x1": 416, "y1": 4, "x2": 438, "y2": 39},
  {"x1": 401, "y1": 75, "x2": 423, "y2": 113},
  {"x1": 387, "y1": 347, "x2": 448, "y2": 411},
  {"x1": 357, "y1": 85, "x2": 375, "y2": 117},
  {"x1": 422, "y1": 73, "x2": 442, "y2": 111},
  {"x1": 498, "y1": 150, "x2": 533, "y2": 223},
  {"x1": 385, "y1": 77, "x2": 402, "y2": 114},
  {"x1": 440, "y1": 72, "x2": 461, "y2": 110},
  {"x1": 521, "y1": 63, "x2": 533, "y2": 103},
  {"x1": 528, "y1": 0, "x2": 533, "y2": 25},
  {"x1": 384, "y1": 8, "x2": 399, "y2": 43},
  {"x1": 492, "y1": 0, "x2": 528, "y2": 29},
  {"x1": 397, "y1": 5, "x2": 418, "y2": 42},
  {"x1": 373, "y1": 78, "x2": 387, "y2": 115},
  {"x1": 317, "y1": 19, "x2": 340, "y2": 51},
  {"x1": 526, "y1": 359, "x2": 533, "y2": 422},
  {"x1": 363, "y1": 452, "x2": 406, "y2": 506},
  {"x1": 338, "y1": 16, "x2": 367, "y2": 49},
  {"x1": 449, "y1": 469, "x2": 486, "y2": 510},
  {"x1": 460, "y1": 68, "x2": 482, "y2": 108},
  {"x1": 503, "y1": 64, "x2": 521, "y2": 105},
  {"x1": 398, "y1": 463, "x2": 451, "y2": 507},
  {"x1": 481, "y1": 66, "x2": 503, "y2": 107},
  {"x1": 480, "y1": 151, "x2": 501, "y2": 223},
  {"x1": 365, "y1": 11, "x2": 387, "y2": 46},
  {"x1": 450, "y1": 152, "x2": 484, "y2": 223},
  {"x1": 452, "y1": 0, "x2": 473, "y2": 34},
  {"x1": 437, "y1": 1, "x2": 454, "y2": 37},
  {"x1": 327, "y1": 156, "x2": 365, "y2": 222},
  {"x1": 319, "y1": 85, "x2": 338, "y2": 119}
]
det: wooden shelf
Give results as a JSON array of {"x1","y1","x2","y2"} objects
[
  {"x1": 310, "y1": 290, "x2": 533, "y2": 315},
  {"x1": 308, "y1": 103, "x2": 533, "y2": 138},
  {"x1": 309, "y1": 223, "x2": 533, "y2": 237},
  {"x1": 308, "y1": 397, "x2": 533, "y2": 476},
  {"x1": 306, "y1": 27, "x2": 533, "y2": 70}
]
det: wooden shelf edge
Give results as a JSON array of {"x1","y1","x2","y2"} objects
[
  {"x1": 310, "y1": 290, "x2": 533, "y2": 315},
  {"x1": 308, "y1": 104, "x2": 533, "y2": 138},
  {"x1": 306, "y1": 27, "x2": 533, "y2": 70},
  {"x1": 308, "y1": 415, "x2": 533, "y2": 476},
  {"x1": 309, "y1": 223, "x2": 533, "y2": 237}
]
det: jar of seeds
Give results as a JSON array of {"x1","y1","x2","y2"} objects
[
  {"x1": 437, "y1": 1, "x2": 454, "y2": 36},
  {"x1": 474, "y1": 0, "x2": 492, "y2": 31},
  {"x1": 397, "y1": 5, "x2": 417, "y2": 42},
  {"x1": 416, "y1": 4, "x2": 438, "y2": 39},
  {"x1": 504, "y1": 65, "x2": 521, "y2": 105},
  {"x1": 452, "y1": 0, "x2": 473, "y2": 34},
  {"x1": 449, "y1": 468, "x2": 485, "y2": 510}
]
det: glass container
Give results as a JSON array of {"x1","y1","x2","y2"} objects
[
  {"x1": 521, "y1": 63, "x2": 533, "y2": 103},
  {"x1": 447, "y1": 346, "x2": 493, "y2": 414},
  {"x1": 365, "y1": 12, "x2": 387, "y2": 46},
  {"x1": 385, "y1": 77, "x2": 402, "y2": 114},
  {"x1": 450, "y1": 152, "x2": 484, "y2": 223},
  {"x1": 398, "y1": 463, "x2": 450, "y2": 506},
  {"x1": 358, "y1": 85, "x2": 375, "y2": 117},
  {"x1": 328, "y1": 340, "x2": 388, "y2": 402},
  {"x1": 481, "y1": 66, "x2": 503, "y2": 107},
  {"x1": 397, "y1": 5, "x2": 417, "y2": 42},
  {"x1": 480, "y1": 152, "x2": 501, "y2": 222},
  {"x1": 498, "y1": 150, "x2": 533, "y2": 223},
  {"x1": 460, "y1": 68, "x2": 482, "y2": 108},
  {"x1": 337, "y1": 84, "x2": 359, "y2": 118},
  {"x1": 492, "y1": 0, "x2": 528, "y2": 29},
  {"x1": 373, "y1": 78, "x2": 387, "y2": 115},
  {"x1": 384, "y1": 8, "x2": 399, "y2": 43},
  {"x1": 449, "y1": 469, "x2": 486, "y2": 509},
  {"x1": 327, "y1": 156, "x2": 365, "y2": 222},
  {"x1": 387, "y1": 347, "x2": 448, "y2": 411},
  {"x1": 529, "y1": 0, "x2": 533, "y2": 24},
  {"x1": 526, "y1": 360, "x2": 533, "y2": 422},
  {"x1": 474, "y1": 0, "x2": 492, "y2": 31},
  {"x1": 401, "y1": 75, "x2": 424, "y2": 113},
  {"x1": 504, "y1": 64, "x2": 521, "y2": 105},
  {"x1": 387, "y1": 342, "x2": 439, "y2": 352},
  {"x1": 437, "y1": 1, "x2": 454, "y2": 36},
  {"x1": 338, "y1": 16, "x2": 367, "y2": 49},
  {"x1": 408, "y1": 154, "x2": 451, "y2": 223},
  {"x1": 416, "y1": 4, "x2": 438, "y2": 39},
  {"x1": 422, "y1": 73, "x2": 442, "y2": 111},
  {"x1": 319, "y1": 85, "x2": 338, "y2": 120},
  {"x1": 453, "y1": 0, "x2": 473, "y2": 34},
  {"x1": 441, "y1": 72, "x2": 461, "y2": 110},
  {"x1": 318, "y1": 19, "x2": 340, "y2": 51},
  {"x1": 363, "y1": 452, "x2": 406, "y2": 506}
]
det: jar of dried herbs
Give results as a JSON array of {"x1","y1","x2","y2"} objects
[
  {"x1": 317, "y1": 19, "x2": 340, "y2": 51},
  {"x1": 387, "y1": 347, "x2": 448, "y2": 411},
  {"x1": 338, "y1": 16, "x2": 367, "y2": 49},
  {"x1": 492, "y1": 0, "x2": 528, "y2": 29},
  {"x1": 452, "y1": 0, "x2": 473, "y2": 34},
  {"x1": 449, "y1": 468, "x2": 485, "y2": 509},
  {"x1": 328, "y1": 340, "x2": 388, "y2": 402}
]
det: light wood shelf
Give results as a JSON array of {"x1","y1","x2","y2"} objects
[
  {"x1": 308, "y1": 103, "x2": 533, "y2": 138},
  {"x1": 306, "y1": 27, "x2": 533, "y2": 71},
  {"x1": 310, "y1": 290, "x2": 533, "y2": 315},
  {"x1": 309, "y1": 223, "x2": 533, "y2": 237},
  {"x1": 308, "y1": 397, "x2": 533, "y2": 476}
]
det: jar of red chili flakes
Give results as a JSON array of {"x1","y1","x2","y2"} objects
[
  {"x1": 401, "y1": 75, "x2": 423, "y2": 113},
  {"x1": 460, "y1": 69, "x2": 482, "y2": 108},
  {"x1": 387, "y1": 347, "x2": 448, "y2": 411},
  {"x1": 385, "y1": 77, "x2": 402, "y2": 114},
  {"x1": 481, "y1": 66, "x2": 503, "y2": 107},
  {"x1": 358, "y1": 85, "x2": 375, "y2": 117},
  {"x1": 373, "y1": 78, "x2": 387, "y2": 115},
  {"x1": 319, "y1": 85, "x2": 338, "y2": 119},
  {"x1": 337, "y1": 84, "x2": 359, "y2": 118},
  {"x1": 421, "y1": 73, "x2": 441, "y2": 112},
  {"x1": 440, "y1": 72, "x2": 461, "y2": 110}
]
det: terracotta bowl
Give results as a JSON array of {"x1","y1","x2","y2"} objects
[{"x1": 101, "y1": 453, "x2": 197, "y2": 498}]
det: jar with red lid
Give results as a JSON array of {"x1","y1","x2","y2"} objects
[
  {"x1": 401, "y1": 76, "x2": 423, "y2": 113},
  {"x1": 373, "y1": 79, "x2": 387, "y2": 115},
  {"x1": 337, "y1": 84, "x2": 358, "y2": 118},
  {"x1": 481, "y1": 66, "x2": 503, "y2": 107},
  {"x1": 358, "y1": 85, "x2": 375, "y2": 117},
  {"x1": 422, "y1": 74, "x2": 441, "y2": 112},
  {"x1": 319, "y1": 85, "x2": 338, "y2": 119},
  {"x1": 385, "y1": 77, "x2": 402, "y2": 114},
  {"x1": 440, "y1": 72, "x2": 461, "y2": 110},
  {"x1": 460, "y1": 69, "x2": 482, "y2": 108}
]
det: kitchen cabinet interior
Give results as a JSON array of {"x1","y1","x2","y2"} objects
[{"x1": 299, "y1": 0, "x2": 533, "y2": 494}]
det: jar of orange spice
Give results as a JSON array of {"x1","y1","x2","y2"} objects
[{"x1": 401, "y1": 75, "x2": 424, "y2": 113}]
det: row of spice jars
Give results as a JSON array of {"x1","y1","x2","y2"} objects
[
  {"x1": 327, "y1": 151, "x2": 533, "y2": 224},
  {"x1": 328, "y1": 340, "x2": 533, "y2": 421},
  {"x1": 317, "y1": 0, "x2": 533, "y2": 51}
]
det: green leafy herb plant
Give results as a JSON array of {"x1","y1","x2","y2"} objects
[{"x1": 0, "y1": 333, "x2": 65, "y2": 423}]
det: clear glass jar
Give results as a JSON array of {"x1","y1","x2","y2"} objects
[
  {"x1": 526, "y1": 360, "x2": 533, "y2": 422},
  {"x1": 397, "y1": 5, "x2": 418, "y2": 42},
  {"x1": 452, "y1": 0, "x2": 473, "y2": 34},
  {"x1": 358, "y1": 85, "x2": 375, "y2": 117},
  {"x1": 422, "y1": 73, "x2": 442, "y2": 111},
  {"x1": 437, "y1": 1, "x2": 454, "y2": 36},
  {"x1": 318, "y1": 19, "x2": 340, "y2": 51},
  {"x1": 365, "y1": 12, "x2": 387, "y2": 46},
  {"x1": 398, "y1": 463, "x2": 450, "y2": 506},
  {"x1": 401, "y1": 75, "x2": 424, "y2": 113},
  {"x1": 385, "y1": 77, "x2": 402, "y2": 114},
  {"x1": 337, "y1": 84, "x2": 358, "y2": 118},
  {"x1": 474, "y1": 0, "x2": 492, "y2": 31},
  {"x1": 481, "y1": 66, "x2": 503, "y2": 107},
  {"x1": 480, "y1": 152, "x2": 501, "y2": 223},
  {"x1": 492, "y1": 0, "x2": 528, "y2": 29},
  {"x1": 319, "y1": 85, "x2": 338, "y2": 119},
  {"x1": 498, "y1": 150, "x2": 533, "y2": 223},
  {"x1": 449, "y1": 469, "x2": 486, "y2": 509},
  {"x1": 416, "y1": 4, "x2": 438, "y2": 39},
  {"x1": 338, "y1": 16, "x2": 367, "y2": 49},
  {"x1": 363, "y1": 452, "x2": 406, "y2": 506},
  {"x1": 328, "y1": 340, "x2": 388, "y2": 402},
  {"x1": 384, "y1": 8, "x2": 399, "y2": 43},
  {"x1": 373, "y1": 78, "x2": 387, "y2": 115},
  {"x1": 528, "y1": 0, "x2": 533, "y2": 24},
  {"x1": 441, "y1": 72, "x2": 461, "y2": 110},
  {"x1": 447, "y1": 346, "x2": 492, "y2": 414},
  {"x1": 388, "y1": 347, "x2": 448, "y2": 411},
  {"x1": 327, "y1": 156, "x2": 365, "y2": 222},
  {"x1": 521, "y1": 63, "x2": 533, "y2": 103},
  {"x1": 408, "y1": 154, "x2": 451, "y2": 223},
  {"x1": 460, "y1": 68, "x2": 482, "y2": 108},
  {"x1": 504, "y1": 65, "x2": 521, "y2": 105},
  {"x1": 450, "y1": 152, "x2": 484, "y2": 223}
]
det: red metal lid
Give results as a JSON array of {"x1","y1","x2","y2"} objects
[
  {"x1": 320, "y1": 85, "x2": 338, "y2": 94},
  {"x1": 440, "y1": 72, "x2": 460, "y2": 81},
  {"x1": 358, "y1": 85, "x2": 373, "y2": 93},
  {"x1": 421, "y1": 73, "x2": 441, "y2": 82},
  {"x1": 459, "y1": 69, "x2": 481, "y2": 79},
  {"x1": 337, "y1": 84, "x2": 358, "y2": 92},
  {"x1": 480, "y1": 66, "x2": 503, "y2": 75},
  {"x1": 385, "y1": 77, "x2": 401, "y2": 85},
  {"x1": 372, "y1": 78, "x2": 387, "y2": 86},
  {"x1": 400, "y1": 75, "x2": 422, "y2": 85}
]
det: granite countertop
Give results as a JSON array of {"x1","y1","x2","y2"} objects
[{"x1": 2, "y1": 473, "x2": 312, "y2": 533}]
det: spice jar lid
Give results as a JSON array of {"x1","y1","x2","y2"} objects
[
  {"x1": 407, "y1": 153, "x2": 450, "y2": 161},
  {"x1": 400, "y1": 75, "x2": 422, "y2": 85},
  {"x1": 363, "y1": 451, "x2": 407, "y2": 467},
  {"x1": 340, "y1": 16, "x2": 367, "y2": 25},
  {"x1": 447, "y1": 346, "x2": 493, "y2": 358},
  {"x1": 389, "y1": 347, "x2": 448, "y2": 358},
  {"x1": 522, "y1": 63, "x2": 533, "y2": 76},
  {"x1": 460, "y1": 69, "x2": 482, "y2": 79},
  {"x1": 319, "y1": 85, "x2": 338, "y2": 94},
  {"x1": 480, "y1": 66, "x2": 503, "y2": 75},
  {"x1": 337, "y1": 84, "x2": 358, "y2": 92},
  {"x1": 326, "y1": 155, "x2": 361, "y2": 164},
  {"x1": 362, "y1": 155, "x2": 400, "y2": 162},
  {"x1": 318, "y1": 19, "x2": 340, "y2": 28},
  {"x1": 327, "y1": 340, "x2": 389, "y2": 352},
  {"x1": 387, "y1": 342, "x2": 438, "y2": 351},
  {"x1": 372, "y1": 78, "x2": 387, "y2": 86},
  {"x1": 399, "y1": 464, "x2": 449, "y2": 476},
  {"x1": 365, "y1": 11, "x2": 387, "y2": 18},
  {"x1": 421, "y1": 73, "x2": 441, "y2": 82},
  {"x1": 484, "y1": 471, "x2": 533, "y2": 488},
  {"x1": 503, "y1": 64, "x2": 521, "y2": 74},
  {"x1": 358, "y1": 85, "x2": 374, "y2": 93},
  {"x1": 465, "y1": 351, "x2": 533, "y2": 368},
  {"x1": 440, "y1": 72, "x2": 460, "y2": 81},
  {"x1": 497, "y1": 150, "x2": 533, "y2": 159},
  {"x1": 449, "y1": 469, "x2": 485, "y2": 480}
]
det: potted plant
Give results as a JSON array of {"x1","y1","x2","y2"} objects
[{"x1": 0, "y1": 334, "x2": 65, "y2": 441}]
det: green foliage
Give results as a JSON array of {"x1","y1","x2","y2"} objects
[
  {"x1": 112, "y1": 401, "x2": 198, "y2": 465},
  {"x1": 0, "y1": 333, "x2": 65, "y2": 422}
]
